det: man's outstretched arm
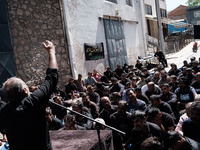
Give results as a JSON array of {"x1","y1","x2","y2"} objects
[{"x1": 42, "y1": 40, "x2": 58, "y2": 69}]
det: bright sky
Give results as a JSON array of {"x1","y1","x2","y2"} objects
[{"x1": 166, "y1": 0, "x2": 188, "y2": 12}]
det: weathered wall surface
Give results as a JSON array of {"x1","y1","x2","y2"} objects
[{"x1": 6, "y1": 0, "x2": 71, "y2": 90}]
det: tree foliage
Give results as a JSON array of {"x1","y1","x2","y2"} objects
[{"x1": 187, "y1": 0, "x2": 200, "y2": 7}]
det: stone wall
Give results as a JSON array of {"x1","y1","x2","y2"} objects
[{"x1": 6, "y1": 0, "x2": 71, "y2": 90}]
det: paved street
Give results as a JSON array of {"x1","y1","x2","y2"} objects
[{"x1": 165, "y1": 41, "x2": 200, "y2": 72}]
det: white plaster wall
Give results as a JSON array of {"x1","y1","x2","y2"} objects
[
  {"x1": 63, "y1": 0, "x2": 146, "y2": 78},
  {"x1": 144, "y1": 0, "x2": 167, "y2": 18}
]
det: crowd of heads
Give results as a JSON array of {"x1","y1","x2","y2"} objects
[{"x1": 1, "y1": 56, "x2": 200, "y2": 150}]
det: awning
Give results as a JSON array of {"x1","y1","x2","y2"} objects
[{"x1": 146, "y1": 16, "x2": 191, "y2": 28}]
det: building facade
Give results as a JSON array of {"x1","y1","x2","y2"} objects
[{"x1": 62, "y1": 0, "x2": 147, "y2": 78}]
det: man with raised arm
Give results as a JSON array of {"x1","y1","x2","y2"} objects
[{"x1": 0, "y1": 40, "x2": 58, "y2": 150}]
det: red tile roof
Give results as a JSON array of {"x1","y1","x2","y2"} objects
[{"x1": 168, "y1": 5, "x2": 187, "y2": 18}]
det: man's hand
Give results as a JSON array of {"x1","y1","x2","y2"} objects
[
  {"x1": 42, "y1": 40, "x2": 55, "y2": 55},
  {"x1": 42, "y1": 40, "x2": 58, "y2": 69}
]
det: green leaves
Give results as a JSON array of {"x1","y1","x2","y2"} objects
[{"x1": 187, "y1": 0, "x2": 200, "y2": 7}]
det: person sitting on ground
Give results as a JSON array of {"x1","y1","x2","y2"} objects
[
  {"x1": 188, "y1": 56, "x2": 196, "y2": 68},
  {"x1": 103, "y1": 66, "x2": 113, "y2": 81},
  {"x1": 168, "y1": 63, "x2": 181, "y2": 77},
  {"x1": 158, "y1": 70, "x2": 171, "y2": 87},
  {"x1": 99, "y1": 96, "x2": 117, "y2": 125},
  {"x1": 175, "y1": 102, "x2": 192, "y2": 136},
  {"x1": 135, "y1": 59, "x2": 143, "y2": 70},
  {"x1": 191, "y1": 60, "x2": 200, "y2": 74},
  {"x1": 124, "y1": 110, "x2": 163, "y2": 150},
  {"x1": 126, "y1": 89, "x2": 147, "y2": 114},
  {"x1": 154, "y1": 48, "x2": 168, "y2": 68},
  {"x1": 164, "y1": 130, "x2": 200, "y2": 150},
  {"x1": 178, "y1": 66, "x2": 188, "y2": 79},
  {"x1": 144, "y1": 82, "x2": 161, "y2": 100},
  {"x1": 65, "y1": 77, "x2": 78, "y2": 99},
  {"x1": 148, "y1": 71, "x2": 160, "y2": 85},
  {"x1": 74, "y1": 74, "x2": 86, "y2": 92},
  {"x1": 146, "y1": 107, "x2": 175, "y2": 132},
  {"x1": 191, "y1": 72, "x2": 200, "y2": 94},
  {"x1": 92, "y1": 69, "x2": 102, "y2": 82},
  {"x1": 84, "y1": 72, "x2": 97, "y2": 87},
  {"x1": 182, "y1": 101, "x2": 200, "y2": 142},
  {"x1": 175, "y1": 77, "x2": 197, "y2": 111},
  {"x1": 51, "y1": 95, "x2": 67, "y2": 120},
  {"x1": 114, "y1": 64, "x2": 125, "y2": 80},
  {"x1": 160, "y1": 83, "x2": 179, "y2": 122},
  {"x1": 60, "y1": 114, "x2": 85, "y2": 130},
  {"x1": 109, "y1": 77, "x2": 124, "y2": 94},
  {"x1": 136, "y1": 73, "x2": 147, "y2": 88},
  {"x1": 71, "y1": 100, "x2": 93, "y2": 130},
  {"x1": 110, "y1": 101, "x2": 134, "y2": 150},
  {"x1": 180, "y1": 60, "x2": 189, "y2": 70},
  {"x1": 135, "y1": 87, "x2": 150, "y2": 105},
  {"x1": 140, "y1": 137, "x2": 164, "y2": 150},
  {"x1": 0, "y1": 40, "x2": 58, "y2": 149},
  {"x1": 81, "y1": 93, "x2": 99, "y2": 119},
  {"x1": 87, "y1": 85, "x2": 100, "y2": 105},
  {"x1": 45, "y1": 107, "x2": 63, "y2": 130},
  {"x1": 147, "y1": 95, "x2": 175, "y2": 121},
  {"x1": 186, "y1": 68, "x2": 196, "y2": 85},
  {"x1": 94, "y1": 82, "x2": 104, "y2": 98},
  {"x1": 119, "y1": 73, "x2": 131, "y2": 86},
  {"x1": 169, "y1": 75, "x2": 179, "y2": 93},
  {"x1": 110, "y1": 92, "x2": 121, "y2": 106}
]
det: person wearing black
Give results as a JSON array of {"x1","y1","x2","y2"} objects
[
  {"x1": 124, "y1": 110, "x2": 163, "y2": 150},
  {"x1": 154, "y1": 48, "x2": 168, "y2": 68},
  {"x1": 114, "y1": 64, "x2": 124, "y2": 80},
  {"x1": 99, "y1": 96, "x2": 117, "y2": 125},
  {"x1": 110, "y1": 101, "x2": 133, "y2": 150},
  {"x1": 0, "y1": 40, "x2": 58, "y2": 150},
  {"x1": 147, "y1": 95, "x2": 175, "y2": 121},
  {"x1": 182, "y1": 101, "x2": 200, "y2": 143},
  {"x1": 160, "y1": 83, "x2": 179, "y2": 122},
  {"x1": 191, "y1": 72, "x2": 200, "y2": 94},
  {"x1": 146, "y1": 107, "x2": 175, "y2": 132},
  {"x1": 164, "y1": 131, "x2": 200, "y2": 150},
  {"x1": 103, "y1": 66, "x2": 113, "y2": 81},
  {"x1": 65, "y1": 77, "x2": 78, "y2": 98},
  {"x1": 45, "y1": 107, "x2": 63, "y2": 130}
]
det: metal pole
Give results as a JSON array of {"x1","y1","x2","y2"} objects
[
  {"x1": 155, "y1": 0, "x2": 166, "y2": 55},
  {"x1": 49, "y1": 99, "x2": 126, "y2": 135}
]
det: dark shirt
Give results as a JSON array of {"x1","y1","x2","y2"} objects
[
  {"x1": 88, "y1": 92, "x2": 100, "y2": 105},
  {"x1": 99, "y1": 106, "x2": 117, "y2": 125},
  {"x1": 130, "y1": 122, "x2": 163, "y2": 150},
  {"x1": 0, "y1": 68, "x2": 58, "y2": 150},
  {"x1": 182, "y1": 118, "x2": 200, "y2": 143},
  {"x1": 145, "y1": 88, "x2": 161, "y2": 100},
  {"x1": 65, "y1": 82, "x2": 78, "y2": 97},
  {"x1": 110, "y1": 112, "x2": 133, "y2": 143},
  {"x1": 84, "y1": 101, "x2": 99, "y2": 119},
  {"x1": 154, "y1": 51, "x2": 165, "y2": 59},
  {"x1": 168, "y1": 69, "x2": 181, "y2": 76},
  {"x1": 103, "y1": 70, "x2": 113, "y2": 80},
  {"x1": 48, "y1": 116, "x2": 63, "y2": 130},
  {"x1": 191, "y1": 81, "x2": 200, "y2": 94},
  {"x1": 161, "y1": 112, "x2": 175, "y2": 131},
  {"x1": 147, "y1": 101, "x2": 175, "y2": 120}
]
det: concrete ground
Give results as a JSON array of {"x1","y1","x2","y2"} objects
[{"x1": 165, "y1": 41, "x2": 200, "y2": 72}]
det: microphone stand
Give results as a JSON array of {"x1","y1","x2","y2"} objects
[{"x1": 49, "y1": 99, "x2": 126, "y2": 149}]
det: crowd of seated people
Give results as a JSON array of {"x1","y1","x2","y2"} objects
[{"x1": 1, "y1": 57, "x2": 200, "y2": 150}]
